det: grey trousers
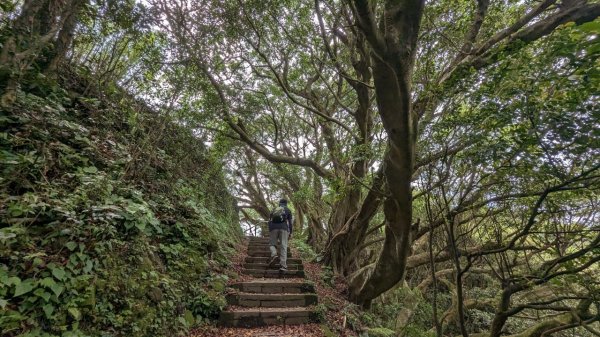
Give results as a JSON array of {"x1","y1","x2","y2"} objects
[{"x1": 269, "y1": 229, "x2": 289, "y2": 268}]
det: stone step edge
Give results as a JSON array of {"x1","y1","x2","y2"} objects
[
  {"x1": 242, "y1": 268, "x2": 305, "y2": 278},
  {"x1": 246, "y1": 247, "x2": 292, "y2": 253},
  {"x1": 230, "y1": 290, "x2": 318, "y2": 295},
  {"x1": 245, "y1": 257, "x2": 302, "y2": 263},
  {"x1": 227, "y1": 292, "x2": 319, "y2": 299},
  {"x1": 246, "y1": 252, "x2": 293, "y2": 257},
  {"x1": 242, "y1": 262, "x2": 304, "y2": 270},
  {"x1": 219, "y1": 308, "x2": 320, "y2": 327},
  {"x1": 229, "y1": 281, "x2": 315, "y2": 294},
  {"x1": 242, "y1": 268, "x2": 305, "y2": 274},
  {"x1": 247, "y1": 252, "x2": 294, "y2": 257},
  {"x1": 226, "y1": 293, "x2": 318, "y2": 307}
]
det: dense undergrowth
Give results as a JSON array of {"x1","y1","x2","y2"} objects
[
  {"x1": 293, "y1": 238, "x2": 429, "y2": 337},
  {"x1": 294, "y1": 238, "x2": 489, "y2": 337},
  {"x1": 0, "y1": 67, "x2": 241, "y2": 336}
]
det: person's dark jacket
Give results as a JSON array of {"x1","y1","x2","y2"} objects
[{"x1": 268, "y1": 206, "x2": 293, "y2": 234}]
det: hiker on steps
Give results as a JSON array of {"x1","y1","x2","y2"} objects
[{"x1": 267, "y1": 198, "x2": 293, "y2": 272}]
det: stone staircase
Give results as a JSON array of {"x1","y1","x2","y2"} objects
[{"x1": 219, "y1": 236, "x2": 320, "y2": 327}]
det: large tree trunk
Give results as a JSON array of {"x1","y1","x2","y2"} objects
[
  {"x1": 322, "y1": 34, "x2": 376, "y2": 275},
  {"x1": 489, "y1": 285, "x2": 520, "y2": 337},
  {"x1": 348, "y1": 0, "x2": 424, "y2": 307},
  {"x1": 304, "y1": 207, "x2": 326, "y2": 248},
  {"x1": 349, "y1": 139, "x2": 414, "y2": 307}
]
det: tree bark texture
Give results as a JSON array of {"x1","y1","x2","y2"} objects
[
  {"x1": 324, "y1": 168, "x2": 384, "y2": 274},
  {"x1": 45, "y1": 0, "x2": 88, "y2": 74},
  {"x1": 348, "y1": 0, "x2": 425, "y2": 306},
  {"x1": 0, "y1": 0, "x2": 88, "y2": 105}
]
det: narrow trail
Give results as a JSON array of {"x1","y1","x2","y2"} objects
[
  {"x1": 219, "y1": 236, "x2": 320, "y2": 327},
  {"x1": 190, "y1": 237, "x2": 360, "y2": 337}
]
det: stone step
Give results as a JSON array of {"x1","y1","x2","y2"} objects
[
  {"x1": 226, "y1": 293, "x2": 318, "y2": 307},
  {"x1": 245, "y1": 257, "x2": 302, "y2": 264},
  {"x1": 230, "y1": 280, "x2": 315, "y2": 294},
  {"x1": 242, "y1": 268, "x2": 305, "y2": 278},
  {"x1": 247, "y1": 251, "x2": 293, "y2": 258},
  {"x1": 247, "y1": 245, "x2": 291, "y2": 252},
  {"x1": 248, "y1": 243, "x2": 291, "y2": 248},
  {"x1": 247, "y1": 241, "x2": 271, "y2": 246},
  {"x1": 247, "y1": 242, "x2": 280, "y2": 247},
  {"x1": 247, "y1": 243, "x2": 290, "y2": 249},
  {"x1": 247, "y1": 237, "x2": 270, "y2": 241},
  {"x1": 247, "y1": 239, "x2": 286, "y2": 243},
  {"x1": 219, "y1": 308, "x2": 319, "y2": 327},
  {"x1": 243, "y1": 263, "x2": 304, "y2": 271}
]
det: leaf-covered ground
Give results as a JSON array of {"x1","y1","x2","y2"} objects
[{"x1": 193, "y1": 324, "x2": 326, "y2": 337}]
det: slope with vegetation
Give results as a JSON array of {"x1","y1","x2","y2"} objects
[
  {"x1": 0, "y1": 67, "x2": 240, "y2": 336},
  {"x1": 0, "y1": 3, "x2": 240, "y2": 334}
]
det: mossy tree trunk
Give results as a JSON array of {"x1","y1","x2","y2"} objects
[{"x1": 347, "y1": 0, "x2": 424, "y2": 307}]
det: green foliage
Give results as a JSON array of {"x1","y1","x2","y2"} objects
[
  {"x1": 0, "y1": 69, "x2": 240, "y2": 336},
  {"x1": 320, "y1": 266, "x2": 335, "y2": 288},
  {"x1": 313, "y1": 303, "x2": 328, "y2": 322},
  {"x1": 0, "y1": 0, "x2": 15, "y2": 11},
  {"x1": 365, "y1": 327, "x2": 396, "y2": 337},
  {"x1": 348, "y1": 287, "x2": 437, "y2": 336},
  {"x1": 290, "y1": 237, "x2": 319, "y2": 262}
]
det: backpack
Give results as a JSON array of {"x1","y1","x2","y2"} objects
[{"x1": 271, "y1": 206, "x2": 287, "y2": 223}]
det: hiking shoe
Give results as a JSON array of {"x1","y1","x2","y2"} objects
[
  {"x1": 268, "y1": 255, "x2": 279, "y2": 267},
  {"x1": 279, "y1": 266, "x2": 288, "y2": 272}
]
